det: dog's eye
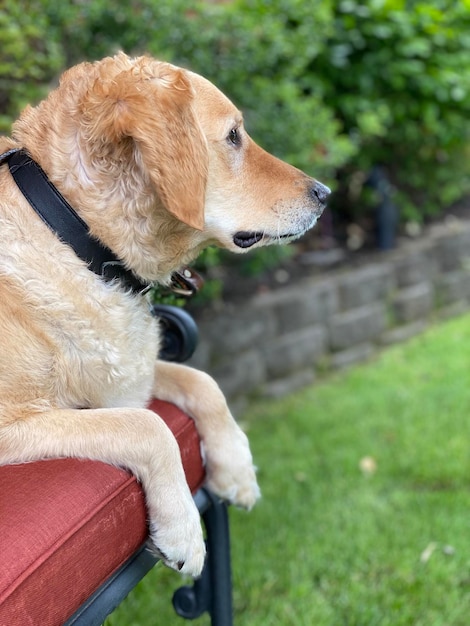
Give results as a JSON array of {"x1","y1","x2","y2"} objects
[{"x1": 227, "y1": 127, "x2": 242, "y2": 147}]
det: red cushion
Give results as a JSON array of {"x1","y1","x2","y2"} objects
[{"x1": 0, "y1": 400, "x2": 204, "y2": 626}]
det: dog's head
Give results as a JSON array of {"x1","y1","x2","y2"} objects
[
  {"x1": 12, "y1": 54, "x2": 330, "y2": 281},
  {"x1": 187, "y1": 70, "x2": 330, "y2": 252}
]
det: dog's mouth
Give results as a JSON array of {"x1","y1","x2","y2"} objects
[{"x1": 232, "y1": 231, "x2": 300, "y2": 249}]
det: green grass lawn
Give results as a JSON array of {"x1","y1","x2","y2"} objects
[{"x1": 108, "y1": 313, "x2": 470, "y2": 625}]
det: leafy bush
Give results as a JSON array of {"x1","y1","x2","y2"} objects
[
  {"x1": 0, "y1": 0, "x2": 63, "y2": 133},
  {"x1": 311, "y1": 0, "x2": 470, "y2": 221},
  {"x1": 1, "y1": 0, "x2": 469, "y2": 266}
]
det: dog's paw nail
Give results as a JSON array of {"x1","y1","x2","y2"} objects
[
  {"x1": 147, "y1": 513, "x2": 206, "y2": 578},
  {"x1": 147, "y1": 539, "x2": 205, "y2": 577}
]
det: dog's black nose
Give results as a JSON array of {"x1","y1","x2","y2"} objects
[{"x1": 311, "y1": 181, "x2": 331, "y2": 204}]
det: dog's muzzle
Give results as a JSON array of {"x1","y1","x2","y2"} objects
[{"x1": 232, "y1": 180, "x2": 331, "y2": 249}]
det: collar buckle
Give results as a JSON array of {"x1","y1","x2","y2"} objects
[{"x1": 170, "y1": 267, "x2": 204, "y2": 297}]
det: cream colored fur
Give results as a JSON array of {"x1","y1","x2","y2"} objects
[{"x1": 0, "y1": 53, "x2": 327, "y2": 576}]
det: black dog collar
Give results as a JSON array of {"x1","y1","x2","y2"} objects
[{"x1": 1, "y1": 148, "x2": 150, "y2": 293}]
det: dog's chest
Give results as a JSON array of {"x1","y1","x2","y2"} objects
[
  {"x1": 49, "y1": 289, "x2": 159, "y2": 409},
  {"x1": 3, "y1": 271, "x2": 159, "y2": 409}
]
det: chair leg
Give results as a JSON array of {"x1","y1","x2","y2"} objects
[{"x1": 172, "y1": 489, "x2": 233, "y2": 626}]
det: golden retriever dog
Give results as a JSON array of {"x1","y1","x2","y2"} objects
[{"x1": 0, "y1": 53, "x2": 329, "y2": 576}]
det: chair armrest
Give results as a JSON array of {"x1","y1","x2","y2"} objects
[{"x1": 151, "y1": 304, "x2": 199, "y2": 362}]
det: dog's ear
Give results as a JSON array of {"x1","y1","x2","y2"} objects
[{"x1": 83, "y1": 62, "x2": 208, "y2": 230}]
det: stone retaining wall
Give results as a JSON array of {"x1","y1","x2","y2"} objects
[{"x1": 188, "y1": 219, "x2": 470, "y2": 409}]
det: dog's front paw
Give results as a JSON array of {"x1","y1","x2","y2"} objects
[
  {"x1": 203, "y1": 427, "x2": 261, "y2": 509},
  {"x1": 147, "y1": 495, "x2": 206, "y2": 577}
]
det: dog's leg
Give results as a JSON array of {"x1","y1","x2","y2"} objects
[
  {"x1": 153, "y1": 361, "x2": 261, "y2": 509},
  {"x1": 0, "y1": 406, "x2": 205, "y2": 576}
]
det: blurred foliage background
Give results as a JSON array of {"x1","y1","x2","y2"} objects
[{"x1": 1, "y1": 0, "x2": 469, "y2": 279}]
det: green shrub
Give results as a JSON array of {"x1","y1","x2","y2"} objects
[
  {"x1": 43, "y1": 0, "x2": 194, "y2": 67},
  {"x1": 311, "y1": 0, "x2": 470, "y2": 221},
  {"x1": 2, "y1": 0, "x2": 469, "y2": 279},
  {"x1": 0, "y1": 0, "x2": 63, "y2": 133}
]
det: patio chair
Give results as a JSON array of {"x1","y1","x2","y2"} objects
[{"x1": 0, "y1": 305, "x2": 233, "y2": 625}]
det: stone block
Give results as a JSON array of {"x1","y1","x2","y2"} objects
[
  {"x1": 437, "y1": 300, "x2": 470, "y2": 321},
  {"x1": 434, "y1": 233, "x2": 468, "y2": 272},
  {"x1": 329, "y1": 303, "x2": 386, "y2": 350},
  {"x1": 379, "y1": 320, "x2": 427, "y2": 346},
  {"x1": 211, "y1": 349, "x2": 266, "y2": 398},
  {"x1": 187, "y1": 337, "x2": 211, "y2": 371},
  {"x1": 254, "y1": 278, "x2": 339, "y2": 331},
  {"x1": 263, "y1": 325, "x2": 327, "y2": 378},
  {"x1": 436, "y1": 270, "x2": 470, "y2": 306},
  {"x1": 300, "y1": 279, "x2": 340, "y2": 325},
  {"x1": 262, "y1": 369, "x2": 315, "y2": 399},
  {"x1": 330, "y1": 343, "x2": 373, "y2": 370},
  {"x1": 197, "y1": 304, "x2": 277, "y2": 358},
  {"x1": 392, "y1": 283, "x2": 433, "y2": 323},
  {"x1": 337, "y1": 264, "x2": 395, "y2": 309},
  {"x1": 392, "y1": 251, "x2": 435, "y2": 288}
]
